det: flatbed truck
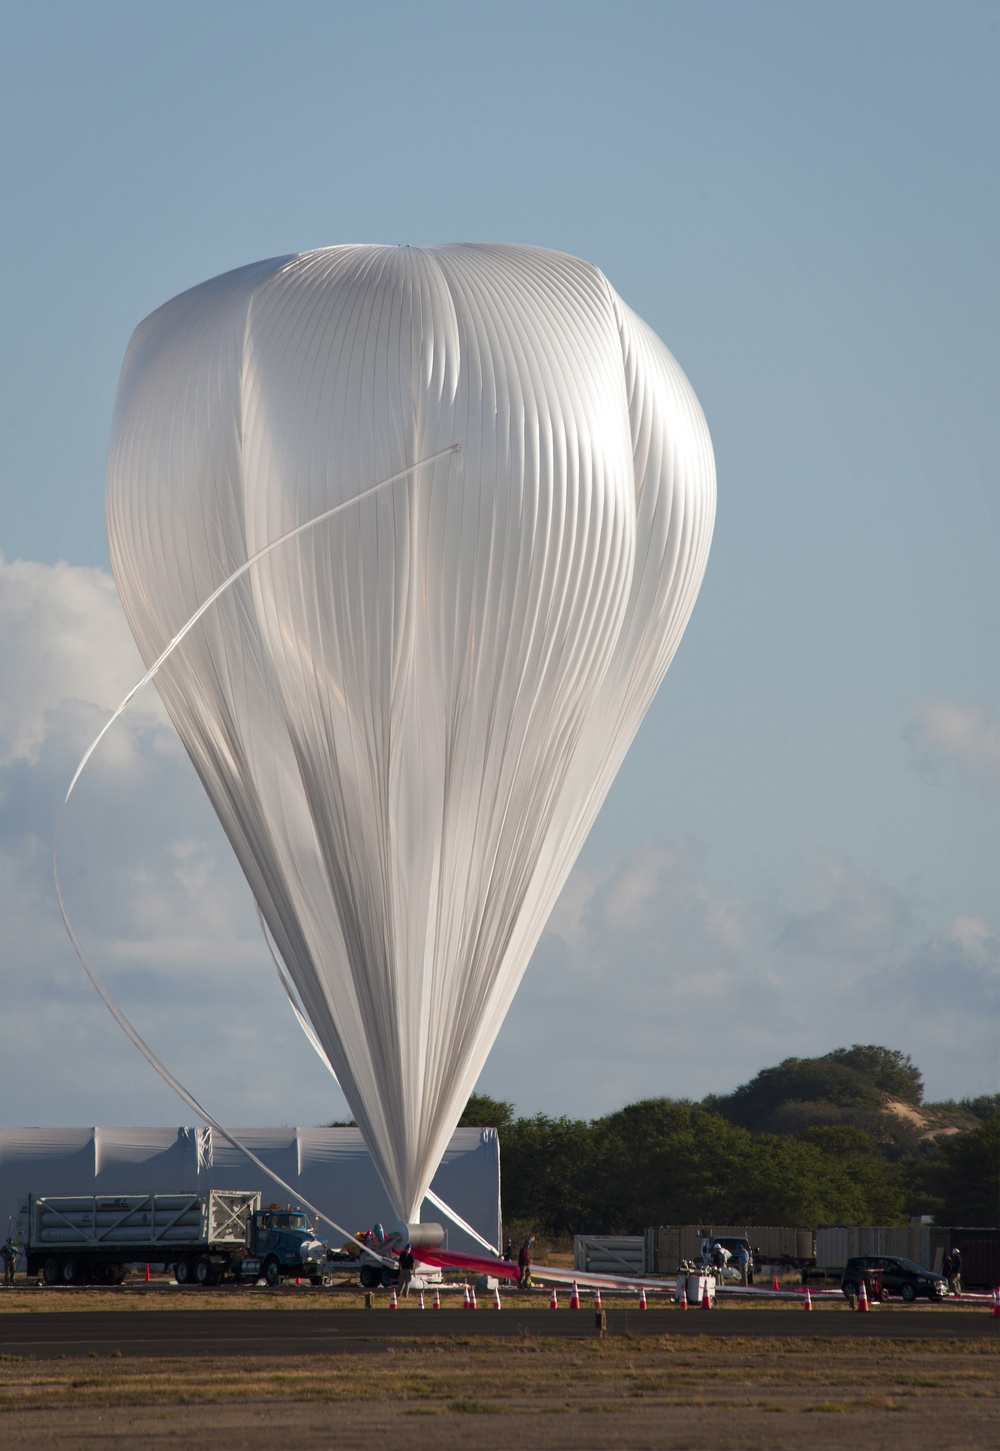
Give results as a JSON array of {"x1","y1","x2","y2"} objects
[{"x1": 16, "y1": 1190, "x2": 331, "y2": 1287}]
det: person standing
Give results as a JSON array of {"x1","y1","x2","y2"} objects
[
  {"x1": 397, "y1": 1243, "x2": 415, "y2": 1298},
  {"x1": 1, "y1": 1238, "x2": 16, "y2": 1285},
  {"x1": 518, "y1": 1237, "x2": 533, "y2": 1290},
  {"x1": 736, "y1": 1243, "x2": 751, "y2": 1287},
  {"x1": 946, "y1": 1247, "x2": 963, "y2": 1296}
]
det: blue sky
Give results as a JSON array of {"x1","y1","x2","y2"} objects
[{"x1": 1, "y1": 0, "x2": 996, "y2": 1128}]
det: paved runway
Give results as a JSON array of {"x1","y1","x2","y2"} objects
[{"x1": 1, "y1": 1308, "x2": 994, "y2": 1358}]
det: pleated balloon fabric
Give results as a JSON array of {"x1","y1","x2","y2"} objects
[{"x1": 105, "y1": 244, "x2": 716, "y2": 1222}]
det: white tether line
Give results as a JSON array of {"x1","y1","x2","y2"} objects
[{"x1": 54, "y1": 445, "x2": 461, "y2": 1263}]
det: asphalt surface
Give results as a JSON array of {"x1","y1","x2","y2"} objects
[{"x1": 1, "y1": 1308, "x2": 994, "y2": 1358}]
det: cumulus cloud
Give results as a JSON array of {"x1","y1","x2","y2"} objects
[
  {"x1": 1, "y1": 557, "x2": 997, "y2": 1132},
  {"x1": 0, "y1": 557, "x2": 349, "y2": 1127},
  {"x1": 0, "y1": 554, "x2": 165, "y2": 766},
  {"x1": 479, "y1": 844, "x2": 1000, "y2": 1113},
  {"x1": 903, "y1": 699, "x2": 1000, "y2": 792}
]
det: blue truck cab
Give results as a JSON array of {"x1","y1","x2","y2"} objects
[{"x1": 242, "y1": 1207, "x2": 329, "y2": 1286}]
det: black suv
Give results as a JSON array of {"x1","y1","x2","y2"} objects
[{"x1": 841, "y1": 1255, "x2": 948, "y2": 1302}]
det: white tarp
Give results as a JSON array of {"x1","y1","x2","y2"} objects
[
  {"x1": 104, "y1": 243, "x2": 716, "y2": 1224},
  {"x1": 0, "y1": 1126, "x2": 500, "y2": 1255}
]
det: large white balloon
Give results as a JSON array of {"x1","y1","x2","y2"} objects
[{"x1": 106, "y1": 244, "x2": 715, "y2": 1222}]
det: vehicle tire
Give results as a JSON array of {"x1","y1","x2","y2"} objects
[
  {"x1": 264, "y1": 1257, "x2": 282, "y2": 1287},
  {"x1": 194, "y1": 1256, "x2": 214, "y2": 1287},
  {"x1": 359, "y1": 1265, "x2": 380, "y2": 1289},
  {"x1": 175, "y1": 1258, "x2": 195, "y2": 1286},
  {"x1": 902, "y1": 1284, "x2": 916, "y2": 1302},
  {"x1": 42, "y1": 1258, "x2": 60, "y2": 1285},
  {"x1": 60, "y1": 1258, "x2": 81, "y2": 1285},
  {"x1": 381, "y1": 1267, "x2": 400, "y2": 1289},
  {"x1": 880, "y1": 1288, "x2": 890, "y2": 1302},
  {"x1": 309, "y1": 1274, "x2": 324, "y2": 1287},
  {"x1": 841, "y1": 1281, "x2": 858, "y2": 1302}
]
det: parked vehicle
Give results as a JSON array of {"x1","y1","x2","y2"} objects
[
  {"x1": 16, "y1": 1190, "x2": 332, "y2": 1287},
  {"x1": 840, "y1": 1255, "x2": 947, "y2": 1303}
]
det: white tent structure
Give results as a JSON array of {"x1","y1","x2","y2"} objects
[{"x1": 0, "y1": 1126, "x2": 500, "y2": 1255}]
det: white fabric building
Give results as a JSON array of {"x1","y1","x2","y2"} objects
[{"x1": 0, "y1": 1126, "x2": 500, "y2": 1254}]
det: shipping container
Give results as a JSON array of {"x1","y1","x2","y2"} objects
[
  {"x1": 815, "y1": 1225, "x2": 932, "y2": 1273},
  {"x1": 929, "y1": 1228, "x2": 1000, "y2": 1290}
]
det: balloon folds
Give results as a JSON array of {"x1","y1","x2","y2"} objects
[{"x1": 105, "y1": 244, "x2": 716, "y2": 1221}]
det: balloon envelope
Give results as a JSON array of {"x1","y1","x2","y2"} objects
[{"x1": 106, "y1": 244, "x2": 716, "y2": 1221}]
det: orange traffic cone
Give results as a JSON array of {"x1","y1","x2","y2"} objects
[
  {"x1": 493, "y1": 1286, "x2": 502, "y2": 1309},
  {"x1": 593, "y1": 1287, "x2": 602, "y2": 1310},
  {"x1": 432, "y1": 1287, "x2": 441, "y2": 1309},
  {"x1": 701, "y1": 1281, "x2": 712, "y2": 1310},
  {"x1": 144, "y1": 1263, "x2": 150, "y2": 1284},
  {"x1": 549, "y1": 1285, "x2": 559, "y2": 1309},
  {"x1": 388, "y1": 1287, "x2": 398, "y2": 1309},
  {"x1": 992, "y1": 1287, "x2": 1000, "y2": 1319},
  {"x1": 638, "y1": 1285, "x2": 647, "y2": 1309},
  {"x1": 462, "y1": 1283, "x2": 470, "y2": 1309},
  {"x1": 803, "y1": 1286, "x2": 812, "y2": 1310},
  {"x1": 570, "y1": 1282, "x2": 580, "y2": 1310},
  {"x1": 772, "y1": 1273, "x2": 780, "y2": 1291},
  {"x1": 857, "y1": 1278, "x2": 869, "y2": 1313},
  {"x1": 418, "y1": 1291, "x2": 425, "y2": 1309},
  {"x1": 296, "y1": 1276, "x2": 301, "y2": 1286},
  {"x1": 679, "y1": 1282, "x2": 688, "y2": 1310},
  {"x1": 470, "y1": 1285, "x2": 478, "y2": 1309}
]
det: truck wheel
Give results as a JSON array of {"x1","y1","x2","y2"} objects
[
  {"x1": 309, "y1": 1274, "x2": 324, "y2": 1287},
  {"x1": 359, "y1": 1265, "x2": 380, "y2": 1289},
  {"x1": 264, "y1": 1257, "x2": 282, "y2": 1287},
  {"x1": 43, "y1": 1258, "x2": 60, "y2": 1285},
  {"x1": 194, "y1": 1257, "x2": 215, "y2": 1286},
  {"x1": 60, "y1": 1259, "x2": 81, "y2": 1285},
  {"x1": 175, "y1": 1258, "x2": 195, "y2": 1286}
]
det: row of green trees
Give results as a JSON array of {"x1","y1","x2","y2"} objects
[{"x1": 459, "y1": 1046, "x2": 999, "y2": 1236}]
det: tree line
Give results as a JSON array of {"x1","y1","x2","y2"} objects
[{"x1": 458, "y1": 1046, "x2": 999, "y2": 1238}]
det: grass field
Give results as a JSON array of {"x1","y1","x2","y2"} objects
[
  {"x1": 1, "y1": 1333, "x2": 996, "y2": 1448},
  {"x1": 2, "y1": 1279, "x2": 995, "y2": 1447}
]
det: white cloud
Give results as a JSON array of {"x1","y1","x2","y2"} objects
[
  {"x1": 0, "y1": 554, "x2": 166, "y2": 766},
  {"x1": 0, "y1": 557, "x2": 350, "y2": 1127},
  {"x1": 904, "y1": 699, "x2": 1000, "y2": 792},
  {"x1": 478, "y1": 844, "x2": 1000, "y2": 1113},
  {"x1": 0, "y1": 558, "x2": 997, "y2": 1135}
]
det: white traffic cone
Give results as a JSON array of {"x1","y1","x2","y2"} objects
[
  {"x1": 388, "y1": 1287, "x2": 398, "y2": 1309},
  {"x1": 470, "y1": 1284, "x2": 477, "y2": 1309},
  {"x1": 638, "y1": 1285, "x2": 647, "y2": 1309},
  {"x1": 493, "y1": 1286, "x2": 502, "y2": 1309},
  {"x1": 570, "y1": 1282, "x2": 580, "y2": 1310},
  {"x1": 432, "y1": 1287, "x2": 441, "y2": 1309},
  {"x1": 418, "y1": 1291, "x2": 425, "y2": 1309},
  {"x1": 593, "y1": 1287, "x2": 602, "y2": 1311},
  {"x1": 857, "y1": 1278, "x2": 869, "y2": 1313},
  {"x1": 549, "y1": 1285, "x2": 558, "y2": 1309},
  {"x1": 679, "y1": 1282, "x2": 688, "y2": 1309},
  {"x1": 462, "y1": 1283, "x2": 470, "y2": 1309}
]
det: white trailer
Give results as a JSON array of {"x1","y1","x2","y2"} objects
[{"x1": 20, "y1": 1190, "x2": 259, "y2": 1285}]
